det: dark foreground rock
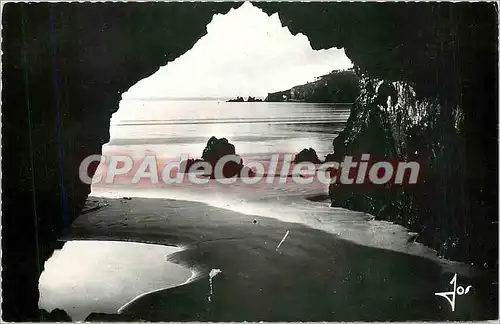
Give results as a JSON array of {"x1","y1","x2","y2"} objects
[
  {"x1": 37, "y1": 309, "x2": 72, "y2": 322},
  {"x1": 226, "y1": 96, "x2": 244, "y2": 102},
  {"x1": 179, "y1": 158, "x2": 205, "y2": 173},
  {"x1": 202, "y1": 137, "x2": 237, "y2": 164},
  {"x1": 226, "y1": 96, "x2": 263, "y2": 102}
]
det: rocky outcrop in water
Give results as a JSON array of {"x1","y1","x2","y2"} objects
[
  {"x1": 179, "y1": 158, "x2": 206, "y2": 173},
  {"x1": 39, "y1": 309, "x2": 72, "y2": 321},
  {"x1": 201, "y1": 136, "x2": 255, "y2": 178},
  {"x1": 227, "y1": 96, "x2": 263, "y2": 102},
  {"x1": 202, "y1": 137, "x2": 237, "y2": 163},
  {"x1": 227, "y1": 97, "x2": 245, "y2": 102},
  {"x1": 293, "y1": 148, "x2": 322, "y2": 164}
]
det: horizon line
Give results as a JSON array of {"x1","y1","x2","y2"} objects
[{"x1": 121, "y1": 96, "x2": 267, "y2": 101}]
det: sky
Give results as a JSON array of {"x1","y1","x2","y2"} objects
[{"x1": 124, "y1": 1, "x2": 352, "y2": 99}]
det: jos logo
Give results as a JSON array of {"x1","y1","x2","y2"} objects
[{"x1": 434, "y1": 273, "x2": 472, "y2": 312}]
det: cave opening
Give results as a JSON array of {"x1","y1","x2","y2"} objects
[
  {"x1": 89, "y1": 1, "x2": 357, "y2": 200},
  {"x1": 38, "y1": 3, "x2": 361, "y2": 320},
  {"x1": 2, "y1": 2, "x2": 497, "y2": 321}
]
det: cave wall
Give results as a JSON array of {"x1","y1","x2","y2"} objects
[
  {"x1": 259, "y1": 2, "x2": 498, "y2": 265},
  {"x1": 2, "y1": 2, "x2": 497, "y2": 321},
  {"x1": 1, "y1": 3, "x2": 242, "y2": 320},
  {"x1": 328, "y1": 75, "x2": 479, "y2": 262}
]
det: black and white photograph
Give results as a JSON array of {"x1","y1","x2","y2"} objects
[{"x1": 1, "y1": 1, "x2": 498, "y2": 321}]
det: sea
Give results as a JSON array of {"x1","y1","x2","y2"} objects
[
  {"x1": 39, "y1": 99, "x2": 474, "y2": 320},
  {"x1": 91, "y1": 99, "x2": 465, "y2": 266},
  {"x1": 104, "y1": 99, "x2": 351, "y2": 160}
]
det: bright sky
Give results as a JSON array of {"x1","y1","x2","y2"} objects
[{"x1": 124, "y1": 1, "x2": 352, "y2": 99}]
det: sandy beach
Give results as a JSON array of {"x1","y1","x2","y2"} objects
[{"x1": 60, "y1": 196, "x2": 497, "y2": 321}]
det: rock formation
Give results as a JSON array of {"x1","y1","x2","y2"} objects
[
  {"x1": 179, "y1": 158, "x2": 205, "y2": 173},
  {"x1": 328, "y1": 75, "x2": 477, "y2": 261},
  {"x1": 226, "y1": 96, "x2": 245, "y2": 102},
  {"x1": 293, "y1": 148, "x2": 322, "y2": 164},
  {"x1": 201, "y1": 136, "x2": 254, "y2": 178},
  {"x1": 226, "y1": 96, "x2": 262, "y2": 102}
]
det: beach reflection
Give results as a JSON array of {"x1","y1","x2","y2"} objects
[{"x1": 39, "y1": 240, "x2": 193, "y2": 321}]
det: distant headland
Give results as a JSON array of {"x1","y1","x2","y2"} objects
[
  {"x1": 226, "y1": 96, "x2": 263, "y2": 102},
  {"x1": 265, "y1": 68, "x2": 359, "y2": 103},
  {"x1": 225, "y1": 69, "x2": 359, "y2": 104}
]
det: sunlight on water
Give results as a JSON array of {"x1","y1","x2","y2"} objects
[
  {"x1": 91, "y1": 100, "x2": 474, "y2": 278},
  {"x1": 106, "y1": 101, "x2": 350, "y2": 159}
]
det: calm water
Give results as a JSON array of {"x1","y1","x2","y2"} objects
[
  {"x1": 105, "y1": 100, "x2": 351, "y2": 160},
  {"x1": 39, "y1": 240, "x2": 193, "y2": 321},
  {"x1": 46, "y1": 101, "x2": 352, "y2": 320},
  {"x1": 92, "y1": 99, "x2": 470, "y2": 274},
  {"x1": 54, "y1": 100, "x2": 478, "y2": 320}
]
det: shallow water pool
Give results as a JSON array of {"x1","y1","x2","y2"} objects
[{"x1": 39, "y1": 240, "x2": 193, "y2": 321}]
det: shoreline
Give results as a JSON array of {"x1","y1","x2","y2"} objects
[
  {"x1": 82, "y1": 191, "x2": 498, "y2": 279},
  {"x1": 117, "y1": 269, "x2": 199, "y2": 314},
  {"x1": 39, "y1": 240, "x2": 194, "y2": 321},
  {"x1": 87, "y1": 185, "x2": 481, "y2": 277},
  {"x1": 61, "y1": 195, "x2": 497, "y2": 321}
]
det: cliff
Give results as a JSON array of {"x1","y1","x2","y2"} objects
[
  {"x1": 329, "y1": 74, "x2": 495, "y2": 266},
  {"x1": 265, "y1": 69, "x2": 359, "y2": 103}
]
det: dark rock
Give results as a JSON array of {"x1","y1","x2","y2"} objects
[
  {"x1": 227, "y1": 96, "x2": 244, "y2": 102},
  {"x1": 247, "y1": 96, "x2": 262, "y2": 102},
  {"x1": 213, "y1": 160, "x2": 242, "y2": 179},
  {"x1": 202, "y1": 137, "x2": 236, "y2": 165},
  {"x1": 240, "y1": 165, "x2": 257, "y2": 178},
  {"x1": 200, "y1": 136, "x2": 256, "y2": 179},
  {"x1": 306, "y1": 194, "x2": 330, "y2": 202},
  {"x1": 328, "y1": 75, "x2": 497, "y2": 266},
  {"x1": 178, "y1": 138, "x2": 257, "y2": 179},
  {"x1": 180, "y1": 158, "x2": 205, "y2": 173},
  {"x1": 324, "y1": 153, "x2": 337, "y2": 162},
  {"x1": 293, "y1": 148, "x2": 322, "y2": 164}
]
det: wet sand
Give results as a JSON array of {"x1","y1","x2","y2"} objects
[{"x1": 67, "y1": 197, "x2": 498, "y2": 321}]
